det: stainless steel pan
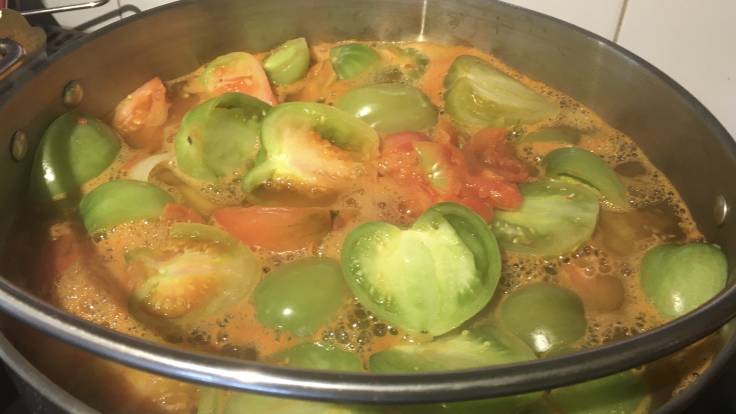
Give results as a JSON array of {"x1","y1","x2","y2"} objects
[{"x1": 0, "y1": 0, "x2": 735, "y2": 411}]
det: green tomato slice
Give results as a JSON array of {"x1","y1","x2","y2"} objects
[
  {"x1": 520, "y1": 126, "x2": 582, "y2": 144},
  {"x1": 197, "y1": 388, "x2": 379, "y2": 414},
  {"x1": 543, "y1": 147, "x2": 631, "y2": 211},
  {"x1": 641, "y1": 243, "x2": 727, "y2": 318},
  {"x1": 30, "y1": 112, "x2": 120, "y2": 201},
  {"x1": 342, "y1": 202, "x2": 501, "y2": 336},
  {"x1": 405, "y1": 396, "x2": 540, "y2": 414},
  {"x1": 197, "y1": 388, "x2": 220, "y2": 414},
  {"x1": 241, "y1": 102, "x2": 379, "y2": 195},
  {"x1": 330, "y1": 43, "x2": 380, "y2": 80},
  {"x1": 79, "y1": 180, "x2": 173, "y2": 234},
  {"x1": 223, "y1": 393, "x2": 378, "y2": 414},
  {"x1": 264, "y1": 37, "x2": 311, "y2": 85},
  {"x1": 335, "y1": 83, "x2": 437, "y2": 135},
  {"x1": 548, "y1": 371, "x2": 649, "y2": 414},
  {"x1": 197, "y1": 339, "x2": 368, "y2": 414},
  {"x1": 444, "y1": 55, "x2": 559, "y2": 129},
  {"x1": 498, "y1": 283, "x2": 587, "y2": 354},
  {"x1": 175, "y1": 92, "x2": 270, "y2": 183},
  {"x1": 253, "y1": 257, "x2": 349, "y2": 336},
  {"x1": 414, "y1": 141, "x2": 452, "y2": 193},
  {"x1": 370, "y1": 324, "x2": 536, "y2": 372},
  {"x1": 492, "y1": 179, "x2": 600, "y2": 257},
  {"x1": 268, "y1": 342, "x2": 363, "y2": 371},
  {"x1": 129, "y1": 223, "x2": 260, "y2": 329},
  {"x1": 369, "y1": 325, "x2": 543, "y2": 413}
]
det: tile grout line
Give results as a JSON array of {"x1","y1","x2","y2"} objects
[{"x1": 613, "y1": 0, "x2": 630, "y2": 43}]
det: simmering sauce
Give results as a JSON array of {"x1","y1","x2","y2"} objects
[{"x1": 1, "y1": 40, "x2": 724, "y2": 414}]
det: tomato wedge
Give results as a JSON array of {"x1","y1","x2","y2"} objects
[
  {"x1": 112, "y1": 77, "x2": 170, "y2": 151},
  {"x1": 212, "y1": 207, "x2": 333, "y2": 251},
  {"x1": 200, "y1": 52, "x2": 277, "y2": 105}
]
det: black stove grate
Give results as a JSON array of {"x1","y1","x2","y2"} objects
[{"x1": 43, "y1": 25, "x2": 86, "y2": 55}]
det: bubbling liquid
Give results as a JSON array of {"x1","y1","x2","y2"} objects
[{"x1": 0, "y1": 40, "x2": 720, "y2": 414}]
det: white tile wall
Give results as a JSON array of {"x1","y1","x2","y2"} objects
[
  {"x1": 34, "y1": 0, "x2": 736, "y2": 138},
  {"x1": 118, "y1": 0, "x2": 172, "y2": 18},
  {"x1": 617, "y1": 0, "x2": 736, "y2": 138},
  {"x1": 41, "y1": 0, "x2": 121, "y2": 32},
  {"x1": 503, "y1": 0, "x2": 625, "y2": 40}
]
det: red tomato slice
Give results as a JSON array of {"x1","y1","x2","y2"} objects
[
  {"x1": 161, "y1": 203, "x2": 204, "y2": 224},
  {"x1": 465, "y1": 128, "x2": 529, "y2": 183},
  {"x1": 378, "y1": 133, "x2": 431, "y2": 189},
  {"x1": 380, "y1": 132, "x2": 521, "y2": 219},
  {"x1": 380, "y1": 132, "x2": 464, "y2": 196},
  {"x1": 378, "y1": 133, "x2": 446, "y2": 217},
  {"x1": 462, "y1": 173, "x2": 523, "y2": 210},
  {"x1": 204, "y1": 53, "x2": 277, "y2": 105},
  {"x1": 112, "y1": 77, "x2": 170, "y2": 151},
  {"x1": 382, "y1": 132, "x2": 429, "y2": 151},
  {"x1": 212, "y1": 207, "x2": 333, "y2": 251},
  {"x1": 379, "y1": 131, "x2": 526, "y2": 219}
]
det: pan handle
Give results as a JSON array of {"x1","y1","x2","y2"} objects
[{"x1": 0, "y1": 38, "x2": 25, "y2": 78}]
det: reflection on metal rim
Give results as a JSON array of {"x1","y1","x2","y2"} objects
[{"x1": 1, "y1": 274, "x2": 736, "y2": 404}]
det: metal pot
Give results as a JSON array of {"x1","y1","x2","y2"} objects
[{"x1": 0, "y1": 0, "x2": 735, "y2": 412}]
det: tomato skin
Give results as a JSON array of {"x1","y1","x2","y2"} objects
[
  {"x1": 212, "y1": 207, "x2": 333, "y2": 251},
  {"x1": 465, "y1": 128, "x2": 529, "y2": 183}
]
